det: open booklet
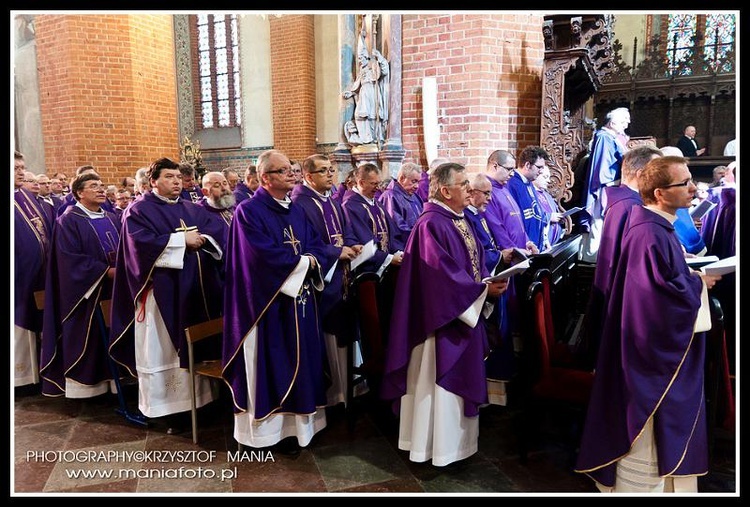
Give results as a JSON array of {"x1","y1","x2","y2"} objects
[
  {"x1": 700, "y1": 255, "x2": 736, "y2": 276},
  {"x1": 559, "y1": 206, "x2": 584, "y2": 219},
  {"x1": 689, "y1": 199, "x2": 718, "y2": 220},
  {"x1": 350, "y1": 239, "x2": 376, "y2": 271},
  {"x1": 482, "y1": 259, "x2": 531, "y2": 282},
  {"x1": 685, "y1": 255, "x2": 719, "y2": 269}
]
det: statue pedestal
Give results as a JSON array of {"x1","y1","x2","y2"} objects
[
  {"x1": 331, "y1": 144, "x2": 355, "y2": 182},
  {"x1": 380, "y1": 141, "x2": 406, "y2": 180},
  {"x1": 351, "y1": 144, "x2": 381, "y2": 167}
]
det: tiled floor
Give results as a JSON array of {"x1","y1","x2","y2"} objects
[{"x1": 13, "y1": 384, "x2": 736, "y2": 496}]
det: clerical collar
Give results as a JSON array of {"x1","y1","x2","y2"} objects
[
  {"x1": 352, "y1": 187, "x2": 375, "y2": 205},
  {"x1": 75, "y1": 201, "x2": 106, "y2": 218},
  {"x1": 152, "y1": 189, "x2": 180, "y2": 204},
  {"x1": 274, "y1": 195, "x2": 292, "y2": 209},
  {"x1": 430, "y1": 198, "x2": 464, "y2": 218},
  {"x1": 644, "y1": 205, "x2": 677, "y2": 223},
  {"x1": 466, "y1": 204, "x2": 479, "y2": 215},
  {"x1": 303, "y1": 181, "x2": 330, "y2": 200}
]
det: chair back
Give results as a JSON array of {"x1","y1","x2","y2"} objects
[{"x1": 34, "y1": 290, "x2": 45, "y2": 311}]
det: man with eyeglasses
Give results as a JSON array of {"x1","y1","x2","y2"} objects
[
  {"x1": 223, "y1": 149, "x2": 338, "y2": 456},
  {"x1": 506, "y1": 145, "x2": 555, "y2": 251},
  {"x1": 381, "y1": 162, "x2": 508, "y2": 467},
  {"x1": 291, "y1": 154, "x2": 365, "y2": 409},
  {"x1": 378, "y1": 162, "x2": 424, "y2": 251},
  {"x1": 576, "y1": 155, "x2": 722, "y2": 493},
  {"x1": 109, "y1": 157, "x2": 226, "y2": 435},
  {"x1": 57, "y1": 165, "x2": 115, "y2": 217},
  {"x1": 40, "y1": 173, "x2": 122, "y2": 400}
]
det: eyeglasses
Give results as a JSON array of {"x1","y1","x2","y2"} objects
[
  {"x1": 83, "y1": 183, "x2": 106, "y2": 191},
  {"x1": 309, "y1": 167, "x2": 336, "y2": 175},
  {"x1": 265, "y1": 167, "x2": 293, "y2": 176},
  {"x1": 496, "y1": 163, "x2": 515, "y2": 172},
  {"x1": 660, "y1": 178, "x2": 695, "y2": 189},
  {"x1": 533, "y1": 163, "x2": 546, "y2": 169},
  {"x1": 473, "y1": 189, "x2": 491, "y2": 198}
]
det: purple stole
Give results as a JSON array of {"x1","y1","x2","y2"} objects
[
  {"x1": 90, "y1": 212, "x2": 121, "y2": 267},
  {"x1": 15, "y1": 189, "x2": 51, "y2": 253},
  {"x1": 316, "y1": 197, "x2": 346, "y2": 248}
]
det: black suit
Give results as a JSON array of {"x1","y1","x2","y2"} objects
[{"x1": 676, "y1": 135, "x2": 700, "y2": 157}]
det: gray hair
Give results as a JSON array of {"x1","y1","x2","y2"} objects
[
  {"x1": 397, "y1": 162, "x2": 422, "y2": 179},
  {"x1": 429, "y1": 162, "x2": 465, "y2": 201}
]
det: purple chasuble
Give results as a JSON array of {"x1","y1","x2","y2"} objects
[
  {"x1": 581, "y1": 185, "x2": 642, "y2": 367},
  {"x1": 576, "y1": 205, "x2": 707, "y2": 487},
  {"x1": 14, "y1": 188, "x2": 52, "y2": 331},
  {"x1": 381, "y1": 202, "x2": 490, "y2": 418},
  {"x1": 108, "y1": 192, "x2": 225, "y2": 376},
  {"x1": 180, "y1": 185, "x2": 204, "y2": 204},
  {"x1": 341, "y1": 189, "x2": 399, "y2": 274},
  {"x1": 378, "y1": 179, "x2": 424, "y2": 252},
  {"x1": 222, "y1": 186, "x2": 337, "y2": 419},
  {"x1": 291, "y1": 184, "x2": 358, "y2": 339},
  {"x1": 40, "y1": 207, "x2": 121, "y2": 396}
]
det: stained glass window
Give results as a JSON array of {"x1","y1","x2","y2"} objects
[
  {"x1": 666, "y1": 14, "x2": 735, "y2": 75},
  {"x1": 666, "y1": 14, "x2": 696, "y2": 76},
  {"x1": 195, "y1": 14, "x2": 242, "y2": 129},
  {"x1": 705, "y1": 14, "x2": 735, "y2": 72}
]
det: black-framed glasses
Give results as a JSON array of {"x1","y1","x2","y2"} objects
[
  {"x1": 533, "y1": 163, "x2": 546, "y2": 169},
  {"x1": 496, "y1": 163, "x2": 515, "y2": 172},
  {"x1": 660, "y1": 178, "x2": 694, "y2": 189},
  {"x1": 309, "y1": 167, "x2": 336, "y2": 175},
  {"x1": 265, "y1": 167, "x2": 293, "y2": 175}
]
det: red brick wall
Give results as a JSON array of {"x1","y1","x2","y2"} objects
[
  {"x1": 401, "y1": 14, "x2": 545, "y2": 172},
  {"x1": 269, "y1": 15, "x2": 317, "y2": 163},
  {"x1": 35, "y1": 15, "x2": 179, "y2": 186}
]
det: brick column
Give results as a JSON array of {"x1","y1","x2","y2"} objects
[
  {"x1": 34, "y1": 14, "x2": 179, "y2": 184},
  {"x1": 269, "y1": 15, "x2": 317, "y2": 162}
]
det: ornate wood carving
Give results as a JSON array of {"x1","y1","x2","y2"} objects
[{"x1": 540, "y1": 15, "x2": 615, "y2": 206}]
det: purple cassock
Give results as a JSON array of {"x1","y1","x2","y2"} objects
[
  {"x1": 180, "y1": 185, "x2": 204, "y2": 204},
  {"x1": 222, "y1": 186, "x2": 337, "y2": 419},
  {"x1": 341, "y1": 189, "x2": 399, "y2": 274},
  {"x1": 416, "y1": 170, "x2": 429, "y2": 202},
  {"x1": 378, "y1": 179, "x2": 424, "y2": 252},
  {"x1": 576, "y1": 205, "x2": 707, "y2": 487},
  {"x1": 40, "y1": 206, "x2": 121, "y2": 396},
  {"x1": 483, "y1": 178, "x2": 529, "y2": 334},
  {"x1": 483, "y1": 177, "x2": 530, "y2": 250},
  {"x1": 579, "y1": 127, "x2": 626, "y2": 230},
  {"x1": 380, "y1": 202, "x2": 491, "y2": 418},
  {"x1": 581, "y1": 185, "x2": 642, "y2": 367},
  {"x1": 290, "y1": 184, "x2": 358, "y2": 341},
  {"x1": 233, "y1": 181, "x2": 255, "y2": 206},
  {"x1": 15, "y1": 188, "x2": 53, "y2": 332},
  {"x1": 108, "y1": 192, "x2": 225, "y2": 376}
]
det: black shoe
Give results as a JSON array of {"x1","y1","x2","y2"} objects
[
  {"x1": 165, "y1": 412, "x2": 189, "y2": 435},
  {"x1": 273, "y1": 437, "x2": 301, "y2": 457}
]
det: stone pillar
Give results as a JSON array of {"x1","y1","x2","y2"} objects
[
  {"x1": 380, "y1": 14, "x2": 405, "y2": 179},
  {"x1": 331, "y1": 14, "x2": 356, "y2": 180}
]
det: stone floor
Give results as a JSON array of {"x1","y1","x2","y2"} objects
[{"x1": 12, "y1": 384, "x2": 737, "y2": 497}]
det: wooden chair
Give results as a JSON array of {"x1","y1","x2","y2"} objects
[
  {"x1": 516, "y1": 279, "x2": 594, "y2": 464},
  {"x1": 184, "y1": 317, "x2": 225, "y2": 444}
]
